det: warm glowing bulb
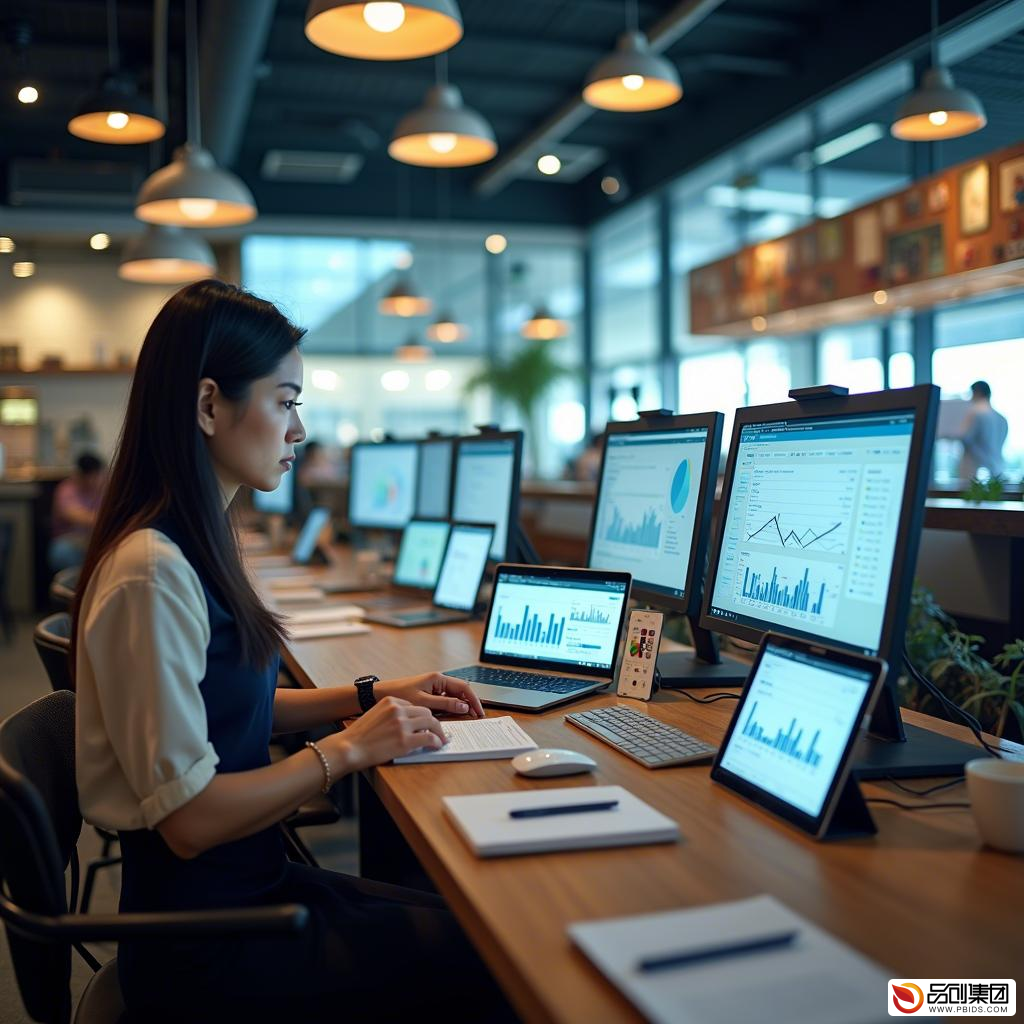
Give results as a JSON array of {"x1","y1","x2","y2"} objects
[
  {"x1": 363, "y1": 2, "x2": 406, "y2": 32},
  {"x1": 484, "y1": 233, "x2": 507, "y2": 254},
  {"x1": 106, "y1": 110, "x2": 130, "y2": 130},
  {"x1": 427, "y1": 132, "x2": 457, "y2": 154},
  {"x1": 621, "y1": 74, "x2": 645, "y2": 91},
  {"x1": 12, "y1": 261, "x2": 35, "y2": 278},
  {"x1": 751, "y1": 315, "x2": 767, "y2": 332},
  {"x1": 89, "y1": 233, "x2": 110, "y2": 251},
  {"x1": 17, "y1": 85, "x2": 38, "y2": 104},
  {"x1": 434, "y1": 322, "x2": 459, "y2": 343},
  {"x1": 537, "y1": 154, "x2": 561, "y2": 175},
  {"x1": 928, "y1": 110, "x2": 949, "y2": 126},
  {"x1": 177, "y1": 197, "x2": 218, "y2": 221},
  {"x1": 873, "y1": 289, "x2": 888, "y2": 305},
  {"x1": 601, "y1": 176, "x2": 620, "y2": 196},
  {"x1": 0, "y1": 237, "x2": 14, "y2": 254}
]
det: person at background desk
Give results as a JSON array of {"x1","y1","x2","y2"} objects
[
  {"x1": 49, "y1": 451, "x2": 106, "y2": 571},
  {"x1": 960, "y1": 380, "x2": 1009, "y2": 481},
  {"x1": 293, "y1": 439, "x2": 340, "y2": 522},
  {"x1": 72, "y1": 280, "x2": 513, "y2": 1022}
]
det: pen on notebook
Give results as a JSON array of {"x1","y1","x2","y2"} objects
[
  {"x1": 508, "y1": 800, "x2": 619, "y2": 819},
  {"x1": 637, "y1": 929, "x2": 799, "y2": 972}
]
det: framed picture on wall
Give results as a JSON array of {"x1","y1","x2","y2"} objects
[
  {"x1": 959, "y1": 161, "x2": 990, "y2": 235},
  {"x1": 997, "y1": 156, "x2": 1024, "y2": 212}
]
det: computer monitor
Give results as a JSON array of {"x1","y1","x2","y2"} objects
[
  {"x1": 432, "y1": 523, "x2": 495, "y2": 612},
  {"x1": 392, "y1": 519, "x2": 451, "y2": 591},
  {"x1": 348, "y1": 440, "x2": 419, "y2": 530},
  {"x1": 416, "y1": 438, "x2": 453, "y2": 520},
  {"x1": 585, "y1": 411, "x2": 745, "y2": 687},
  {"x1": 253, "y1": 466, "x2": 294, "y2": 516},
  {"x1": 451, "y1": 431, "x2": 523, "y2": 562},
  {"x1": 701, "y1": 384, "x2": 981, "y2": 779}
]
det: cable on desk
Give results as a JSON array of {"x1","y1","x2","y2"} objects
[
  {"x1": 902, "y1": 649, "x2": 1004, "y2": 760},
  {"x1": 866, "y1": 797, "x2": 970, "y2": 812},
  {"x1": 885, "y1": 775, "x2": 966, "y2": 798},
  {"x1": 675, "y1": 690, "x2": 740, "y2": 704}
]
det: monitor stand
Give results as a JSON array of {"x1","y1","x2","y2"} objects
[
  {"x1": 853, "y1": 684, "x2": 993, "y2": 780},
  {"x1": 656, "y1": 616, "x2": 750, "y2": 689},
  {"x1": 511, "y1": 523, "x2": 541, "y2": 565}
]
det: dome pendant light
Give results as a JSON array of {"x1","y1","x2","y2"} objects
[
  {"x1": 521, "y1": 304, "x2": 569, "y2": 340},
  {"x1": 426, "y1": 310, "x2": 467, "y2": 342},
  {"x1": 390, "y1": 55, "x2": 496, "y2": 167},
  {"x1": 305, "y1": 0, "x2": 463, "y2": 61},
  {"x1": 68, "y1": 0, "x2": 164, "y2": 143},
  {"x1": 583, "y1": 0, "x2": 681, "y2": 112},
  {"x1": 379, "y1": 276, "x2": 433, "y2": 317},
  {"x1": 135, "y1": 0, "x2": 256, "y2": 226},
  {"x1": 118, "y1": 224, "x2": 217, "y2": 284},
  {"x1": 891, "y1": 0, "x2": 986, "y2": 140}
]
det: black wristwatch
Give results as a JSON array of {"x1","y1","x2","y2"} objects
[{"x1": 354, "y1": 675, "x2": 380, "y2": 713}]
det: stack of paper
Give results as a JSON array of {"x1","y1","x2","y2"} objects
[
  {"x1": 287, "y1": 621, "x2": 370, "y2": 640},
  {"x1": 282, "y1": 605, "x2": 364, "y2": 623},
  {"x1": 394, "y1": 716, "x2": 537, "y2": 764},
  {"x1": 569, "y1": 895, "x2": 890, "y2": 1024},
  {"x1": 443, "y1": 785, "x2": 679, "y2": 857}
]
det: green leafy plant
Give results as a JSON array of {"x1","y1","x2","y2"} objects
[
  {"x1": 464, "y1": 342, "x2": 574, "y2": 471},
  {"x1": 962, "y1": 474, "x2": 1006, "y2": 502}
]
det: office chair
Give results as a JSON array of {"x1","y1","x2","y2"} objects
[
  {"x1": 49, "y1": 566, "x2": 80, "y2": 611},
  {"x1": 0, "y1": 690, "x2": 309, "y2": 1024},
  {"x1": 0, "y1": 520, "x2": 14, "y2": 643}
]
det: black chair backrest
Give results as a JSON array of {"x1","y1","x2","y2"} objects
[
  {"x1": 0, "y1": 690, "x2": 81, "y2": 1023},
  {"x1": 34, "y1": 614, "x2": 73, "y2": 694},
  {"x1": 49, "y1": 566, "x2": 80, "y2": 610}
]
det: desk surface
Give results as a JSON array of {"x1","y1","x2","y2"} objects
[{"x1": 265, "y1": 562, "x2": 1023, "y2": 1024}]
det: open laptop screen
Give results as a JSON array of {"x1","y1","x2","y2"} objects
[
  {"x1": 482, "y1": 567, "x2": 631, "y2": 676},
  {"x1": 433, "y1": 523, "x2": 494, "y2": 611},
  {"x1": 392, "y1": 520, "x2": 451, "y2": 590}
]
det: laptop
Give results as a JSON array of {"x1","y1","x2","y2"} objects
[
  {"x1": 365, "y1": 523, "x2": 494, "y2": 628},
  {"x1": 357, "y1": 518, "x2": 452, "y2": 608},
  {"x1": 445, "y1": 564, "x2": 632, "y2": 711},
  {"x1": 255, "y1": 506, "x2": 333, "y2": 574}
]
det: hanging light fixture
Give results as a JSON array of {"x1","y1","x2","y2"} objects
[
  {"x1": 135, "y1": 0, "x2": 256, "y2": 226},
  {"x1": 891, "y1": 0, "x2": 986, "y2": 140},
  {"x1": 390, "y1": 54, "x2": 496, "y2": 167},
  {"x1": 583, "y1": 0, "x2": 681, "y2": 112},
  {"x1": 426, "y1": 310, "x2": 468, "y2": 342},
  {"x1": 68, "y1": 0, "x2": 164, "y2": 144},
  {"x1": 118, "y1": 224, "x2": 217, "y2": 284},
  {"x1": 379, "y1": 276, "x2": 433, "y2": 316},
  {"x1": 395, "y1": 338, "x2": 433, "y2": 362},
  {"x1": 521, "y1": 304, "x2": 569, "y2": 340},
  {"x1": 304, "y1": 0, "x2": 463, "y2": 61}
]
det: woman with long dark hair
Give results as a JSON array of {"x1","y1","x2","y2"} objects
[{"x1": 73, "y1": 280, "x2": 511, "y2": 1021}]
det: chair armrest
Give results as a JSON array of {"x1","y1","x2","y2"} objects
[{"x1": 0, "y1": 894, "x2": 308, "y2": 942}]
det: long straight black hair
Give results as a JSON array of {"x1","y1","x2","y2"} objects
[{"x1": 72, "y1": 279, "x2": 306, "y2": 671}]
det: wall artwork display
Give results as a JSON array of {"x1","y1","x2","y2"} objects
[
  {"x1": 959, "y1": 161, "x2": 990, "y2": 235},
  {"x1": 853, "y1": 209, "x2": 882, "y2": 268},
  {"x1": 927, "y1": 180, "x2": 950, "y2": 213},
  {"x1": 818, "y1": 221, "x2": 843, "y2": 262},
  {"x1": 881, "y1": 198, "x2": 900, "y2": 229},
  {"x1": 886, "y1": 224, "x2": 945, "y2": 283},
  {"x1": 998, "y1": 156, "x2": 1024, "y2": 213}
]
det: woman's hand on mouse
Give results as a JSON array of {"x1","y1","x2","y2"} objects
[
  {"x1": 375, "y1": 672, "x2": 485, "y2": 719},
  {"x1": 328, "y1": 696, "x2": 447, "y2": 772}
]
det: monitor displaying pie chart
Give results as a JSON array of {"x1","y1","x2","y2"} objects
[{"x1": 670, "y1": 458, "x2": 691, "y2": 514}]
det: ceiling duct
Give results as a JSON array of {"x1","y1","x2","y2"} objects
[{"x1": 260, "y1": 150, "x2": 365, "y2": 184}]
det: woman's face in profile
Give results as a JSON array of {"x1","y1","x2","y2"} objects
[{"x1": 205, "y1": 346, "x2": 307, "y2": 494}]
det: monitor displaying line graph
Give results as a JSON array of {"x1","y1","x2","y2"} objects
[{"x1": 589, "y1": 427, "x2": 709, "y2": 599}]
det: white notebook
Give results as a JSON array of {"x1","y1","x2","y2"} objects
[
  {"x1": 272, "y1": 588, "x2": 326, "y2": 603},
  {"x1": 287, "y1": 621, "x2": 370, "y2": 640},
  {"x1": 281, "y1": 605, "x2": 364, "y2": 623},
  {"x1": 443, "y1": 785, "x2": 679, "y2": 858},
  {"x1": 394, "y1": 716, "x2": 537, "y2": 765},
  {"x1": 569, "y1": 895, "x2": 890, "y2": 1024}
]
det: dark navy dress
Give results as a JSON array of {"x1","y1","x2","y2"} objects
[{"x1": 115, "y1": 520, "x2": 513, "y2": 1023}]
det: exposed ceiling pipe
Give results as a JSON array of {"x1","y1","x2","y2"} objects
[
  {"x1": 198, "y1": 0, "x2": 277, "y2": 168},
  {"x1": 473, "y1": 0, "x2": 727, "y2": 198}
]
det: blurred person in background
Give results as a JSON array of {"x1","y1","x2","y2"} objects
[
  {"x1": 49, "y1": 452, "x2": 106, "y2": 571},
  {"x1": 960, "y1": 380, "x2": 1008, "y2": 481}
]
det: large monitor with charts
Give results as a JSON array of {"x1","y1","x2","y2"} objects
[
  {"x1": 585, "y1": 412, "x2": 745, "y2": 687},
  {"x1": 701, "y1": 384, "x2": 978, "y2": 778},
  {"x1": 451, "y1": 431, "x2": 523, "y2": 562},
  {"x1": 348, "y1": 440, "x2": 419, "y2": 530},
  {"x1": 415, "y1": 437, "x2": 453, "y2": 520}
]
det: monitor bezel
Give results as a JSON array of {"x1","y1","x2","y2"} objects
[
  {"x1": 431, "y1": 521, "x2": 496, "y2": 611},
  {"x1": 710, "y1": 632, "x2": 887, "y2": 839},
  {"x1": 478, "y1": 563, "x2": 633, "y2": 679},
  {"x1": 391, "y1": 518, "x2": 452, "y2": 591},
  {"x1": 451, "y1": 430, "x2": 524, "y2": 563},
  {"x1": 586, "y1": 411, "x2": 723, "y2": 617},
  {"x1": 699, "y1": 385, "x2": 939, "y2": 668},
  {"x1": 415, "y1": 436, "x2": 455, "y2": 520},
  {"x1": 347, "y1": 439, "x2": 420, "y2": 531}
]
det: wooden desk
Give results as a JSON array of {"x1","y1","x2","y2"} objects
[{"x1": 269, "y1": 569, "x2": 1023, "y2": 1024}]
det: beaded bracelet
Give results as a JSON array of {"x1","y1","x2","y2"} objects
[{"x1": 305, "y1": 740, "x2": 332, "y2": 794}]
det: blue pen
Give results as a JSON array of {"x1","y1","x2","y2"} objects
[
  {"x1": 638, "y1": 930, "x2": 799, "y2": 972},
  {"x1": 509, "y1": 800, "x2": 619, "y2": 819}
]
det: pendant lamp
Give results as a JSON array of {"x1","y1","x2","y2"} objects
[
  {"x1": 305, "y1": 0, "x2": 463, "y2": 61},
  {"x1": 135, "y1": 0, "x2": 256, "y2": 226},
  {"x1": 390, "y1": 55, "x2": 496, "y2": 168},
  {"x1": 68, "y1": 0, "x2": 164, "y2": 143},
  {"x1": 891, "y1": 0, "x2": 986, "y2": 140},
  {"x1": 521, "y1": 304, "x2": 569, "y2": 340},
  {"x1": 425, "y1": 310, "x2": 467, "y2": 342},
  {"x1": 379, "y1": 276, "x2": 432, "y2": 317},
  {"x1": 395, "y1": 339, "x2": 433, "y2": 362},
  {"x1": 118, "y1": 225, "x2": 217, "y2": 283}
]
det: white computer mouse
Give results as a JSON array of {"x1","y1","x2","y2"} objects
[{"x1": 511, "y1": 749, "x2": 597, "y2": 778}]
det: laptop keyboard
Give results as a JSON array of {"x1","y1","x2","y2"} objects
[
  {"x1": 566, "y1": 705, "x2": 718, "y2": 768},
  {"x1": 447, "y1": 666, "x2": 595, "y2": 695}
]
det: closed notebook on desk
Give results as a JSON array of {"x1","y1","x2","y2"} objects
[{"x1": 443, "y1": 785, "x2": 678, "y2": 858}]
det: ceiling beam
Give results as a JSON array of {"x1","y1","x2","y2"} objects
[{"x1": 473, "y1": 0, "x2": 728, "y2": 199}]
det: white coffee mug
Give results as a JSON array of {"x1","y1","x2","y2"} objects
[{"x1": 965, "y1": 758, "x2": 1024, "y2": 854}]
